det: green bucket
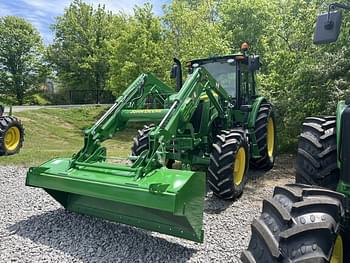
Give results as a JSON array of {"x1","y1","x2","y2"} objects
[{"x1": 26, "y1": 158, "x2": 205, "y2": 242}]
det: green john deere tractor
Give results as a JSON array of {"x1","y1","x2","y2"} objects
[
  {"x1": 0, "y1": 104, "x2": 24, "y2": 156},
  {"x1": 242, "y1": 3, "x2": 350, "y2": 262},
  {"x1": 25, "y1": 45, "x2": 277, "y2": 242}
]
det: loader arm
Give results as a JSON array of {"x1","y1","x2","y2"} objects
[
  {"x1": 71, "y1": 73, "x2": 175, "y2": 165},
  {"x1": 71, "y1": 67, "x2": 229, "y2": 176},
  {"x1": 143, "y1": 67, "x2": 230, "y2": 174}
]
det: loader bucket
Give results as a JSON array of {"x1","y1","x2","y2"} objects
[{"x1": 26, "y1": 158, "x2": 205, "y2": 242}]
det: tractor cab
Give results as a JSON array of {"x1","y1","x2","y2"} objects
[
  {"x1": 188, "y1": 55, "x2": 238, "y2": 98},
  {"x1": 180, "y1": 44, "x2": 260, "y2": 107}
]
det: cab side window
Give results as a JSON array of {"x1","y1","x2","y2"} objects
[{"x1": 240, "y1": 70, "x2": 255, "y2": 105}]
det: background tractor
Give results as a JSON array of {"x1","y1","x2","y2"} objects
[
  {"x1": 0, "y1": 104, "x2": 24, "y2": 156},
  {"x1": 25, "y1": 45, "x2": 276, "y2": 242},
  {"x1": 242, "y1": 3, "x2": 350, "y2": 262}
]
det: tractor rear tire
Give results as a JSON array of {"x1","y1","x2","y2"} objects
[
  {"x1": 242, "y1": 184, "x2": 346, "y2": 263},
  {"x1": 207, "y1": 129, "x2": 249, "y2": 200},
  {"x1": 131, "y1": 124, "x2": 155, "y2": 157},
  {"x1": 0, "y1": 116, "x2": 24, "y2": 156},
  {"x1": 296, "y1": 116, "x2": 339, "y2": 190},
  {"x1": 250, "y1": 103, "x2": 277, "y2": 171}
]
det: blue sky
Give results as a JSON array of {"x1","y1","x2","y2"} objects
[{"x1": 0, "y1": 0, "x2": 168, "y2": 44}]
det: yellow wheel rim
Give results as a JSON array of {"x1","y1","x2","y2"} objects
[
  {"x1": 267, "y1": 117, "x2": 275, "y2": 158},
  {"x1": 331, "y1": 235, "x2": 343, "y2": 263},
  {"x1": 233, "y1": 147, "x2": 246, "y2": 185},
  {"x1": 4, "y1": 126, "x2": 20, "y2": 151}
]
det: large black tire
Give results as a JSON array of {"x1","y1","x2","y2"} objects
[
  {"x1": 207, "y1": 129, "x2": 249, "y2": 200},
  {"x1": 242, "y1": 184, "x2": 346, "y2": 263},
  {"x1": 250, "y1": 103, "x2": 277, "y2": 171},
  {"x1": 0, "y1": 116, "x2": 24, "y2": 156},
  {"x1": 131, "y1": 124, "x2": 175, "y2": 168},
  {"x1": 131, "y1": 124, "x2": 155, "y2": 157},
  {"x1": 296, "y1": 116, "x2": 339, "y2": 190}
]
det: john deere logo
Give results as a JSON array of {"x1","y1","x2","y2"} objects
[{"x1": 129, "y1": 109, "x2": 163, "y2": 114}]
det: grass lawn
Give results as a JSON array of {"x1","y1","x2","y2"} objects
[{"x1": 0, "y1": 106, "x2": 139, "y2": 166}]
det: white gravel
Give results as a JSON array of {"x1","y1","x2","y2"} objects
[{"x1": 0, "y1": 156, "x2": 294, "y2": 263}]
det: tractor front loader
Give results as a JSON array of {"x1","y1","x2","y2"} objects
[
  {"x1": 242, "y1": 4, "x2": 350, "y2": 262},
  {"x1": 0, "y1": 104, "x2": 24, "y2": 156},
  {"x1": 26, "y1": 46, "x2": 276, "y2": 242}
]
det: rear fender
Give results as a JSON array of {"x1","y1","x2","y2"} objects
[
  {"x1": 337, "y1": 101, "x2": 350, "y2": 187},
  {"x1": 247, "y1": 96, "x2": 267, "y2": 129},
  {"x1": 247, "y1": 97, "x2": 267, "y2": 157},
  {"x1": 336, "y1": 101, "x2": 347, "y2": 168}
]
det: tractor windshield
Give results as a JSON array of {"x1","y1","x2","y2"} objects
[{"x1": 202, "y1": 62, "x2": 237, "y2": 97}]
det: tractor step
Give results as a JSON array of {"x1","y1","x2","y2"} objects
[{"x1": 26, "y1": 158, "x2": 205, "y2": 242}]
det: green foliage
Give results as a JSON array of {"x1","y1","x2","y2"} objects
[
  {"x1": 220, "y1": 0, "x2": 274, "y2": 54},
  {"x1": 43, "y1": 0, "x2": 350, "y2": 151},
  {"x1": 0, "y1": 16, "x2": 47, "y2": 105},
  {"x1": 163, "y1": 0, "x2": 230, "y2": 61},
  {"x1": 107, "y1": 4, "x2": 168, "y2": 95},
  {"x1": 107, "y1": 0, "x2": 232, "y2": 95},
  {"x1": 48, "y1": 0, "x2": 114, "y2": 95},
  {"x1": 220, "y1": 0, "x2": 350, "y2": 151},
  {"x1": 25, "y1": 94, "x2": 52, "y2": 105}
]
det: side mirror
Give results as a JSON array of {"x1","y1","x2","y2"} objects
[
  {"x1": 248, "y1": 56, "x2": 260, "y2": 72},
  {"x1": 314, "y1": 11, "x2": 342, "y2": 44},
  {"x1": 170, "y1": 65, "x2": 177, "y2": 79}
]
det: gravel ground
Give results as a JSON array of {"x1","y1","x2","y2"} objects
[{"x1": 0, "y1": 155, "x2": 295, "y2": 263}]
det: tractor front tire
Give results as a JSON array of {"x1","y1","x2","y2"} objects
[
  {"x1": 250, "y1": 103, "x2": 277, "y2": 171},
  {"x1": 207, "y1": 130, "x2": 249, "y2": 200},
  {"x1": 131, "y1": 124, "x2": 155, "y2": 157},
  {"x1": 242, "y1": 184, "x2": 346, "y2": 263},
  {"x1": 131, "y1": 124, "x2": 174, "y2": 168},
  {"x1": 0, "y1": 116, "x2": 24, "y2": 156},
  {"x1": 296, "y1": 116, "x2": 338, "y2": 190}
]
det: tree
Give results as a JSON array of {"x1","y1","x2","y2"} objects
[
  {"x1": 107, "y1": 4, "x2": 169, "y2": 95},
  {"x1": 108, "y1": 1, "x2": 230, "y2": 95},
  {"x1": 163, "y1": 0, "x2": 230, "y2": 63},
  {"x1": 48, "y1": 0, "x2": 114, "y2": 99},
  {"x1": 257, "y1": 0, "x2": 330, "y2": 151},
  {"x1": 220, "y1": 0, "x2": 332, "y2": 151},
  {"x1": 220, "y1": 0, "x2": 275, "y2": 54},
  {"x1": 0, "y1": 16, "x2": 47, "y2": 105},
  {"x1": 47, "y1": 0, "x2": 350, "y2": 151}
]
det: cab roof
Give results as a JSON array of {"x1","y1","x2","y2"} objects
[{"x1": 188, "y1": 53, "x2": 247, "y2": 66}]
